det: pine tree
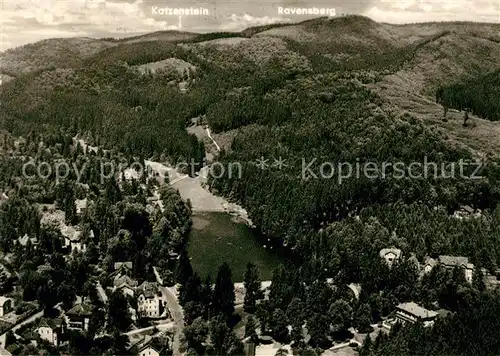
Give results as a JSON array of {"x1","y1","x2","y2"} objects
[
  {"x1": 179, "y1": 272, "x2": 202, "y2": 306},
  {"x1": 105, "y1": 176, "x2": 122, "y2": 204},
  {"x1": 328, "y1": 299, "x2": 353, "y2": 335},
  {"x1": 63, "y1": 192, "x2": 77, "y2": 225},
  {"x1": 244, "y1": 262, "x2": 262, "y2": 314},
  {"x1": 212, "y1": 262, "x2": 235, "y2": 321},
  {"x1": 443, "y1": 105, "x2": 448, "y2": 122},
  {"x1": 209, "y1": 314, "x2": 230, "y2": 354},
  {"x1": 270, "y1": 308, "x2": 289, "y2": 343},
  {"x1": 355, "y1": 303, "x2": 373, "y2": 333},
  {"x1": 463, "y1": 110, "x2": 469, "y2": 127},
  {"x1": 359, "y1": 334, "x2": 373, "y2": 356},
  {"x1": 107, "y1": 290, "x2": 132, "y2": 332},
  {"x1": 176, "y1": 249, "x2": 193, "y2": 286},
  {"x1": 200, "y1": 276, "x2": 213, "y2": 319},
  {"x1": 472, "y1": 267, "x2": 486, "y2": 292}
]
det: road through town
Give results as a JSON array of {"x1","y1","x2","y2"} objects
[{"x1": 160, "y1": 286, "x2": 184, "y2": 356}]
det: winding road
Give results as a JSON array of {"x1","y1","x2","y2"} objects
[{"x1": 160, "y1": 286, "x2": 184, "y2": 356}]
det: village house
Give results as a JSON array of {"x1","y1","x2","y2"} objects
[
  {"x1": 113, "y1": 275, "x2": 138, "y2": 298},
  {"x1": 0, "y1": 192, "x2": 8, "y2": 203},
  {"x1": 65, "y1": 303, "x2": 93, "y2": 331},
  {"x1": 114, "y1": 261, "x2": 133, "y2": 271},
  {"x1": 75, "y1": 198, "x2": 88, "y2": 216},
  {"x1": 128, "y1": 335, "x2": 169, "y2": 356},
  {"x1": 60, "y1": 226, "x2": 87, "y2": 253},
  {"x1": 422, "y1": 256, "x2": 437, "y2": 274},
  {"x1": 453, "y1": 205, "x2": 482, "y2": 219},
  {"x1": 437, "y1": 255, "x2": 474, "y2": 283},
  {"x1": 394, "y1": 302, "x2": 439, "y2": 327},
  {"x1": 109, "y1": 261, "x2": 137, "y2": 297},
  {"x1": 16, "y1": 234, "x2": 38, "y2": 249},
  {"x1": 0, "y1": 297, "x2": 12, "y2": 316},
  {"x1": 379, "y1": 248, "x2": 402, "y2": 267},
  {"x1": 136, "y1": 282, "x2": 164, "y2": 318},
  {"x1": 36, "y1": 318, "x2": 65, "y2": 346},
  {"x1": 481, "y1": 268, "x2": 500, "y2": 288},
  {"x1": 139, "y1": 343, "x2": 162, "y2": 356}
]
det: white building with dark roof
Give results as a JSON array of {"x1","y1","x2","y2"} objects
[
  {"x1": 17, "y1": 234, "x2": 38, "y2": 248},
  {"x1": 136, "y1": 282, "x2": 164, "y2": 318},
  {"x1": 438, "y1": 255, "x2": 474, "y2": 283},
  {"x1": 61, "y1": 226, "x2": 86, "y2": 253},
  {"x1": 422, "y1": 256, "x2": 437, "y2": 274},
  {"x1": 379, "y1": 248, "x2": 402, "y2": 267},
  {"x1": 395, "y1": 302, "x2": 438, "y2": 327},
  {"x1": 75, "y1": 198, "x2": 88, "y2": 215},
  {"x1": 37, "y1": 318, "x2": 65, "y2": 346},
  {"x1": 114, "y1": 262, "x2": 133, "y2": 271},
  {"x1": 65, "y1": 303, "x2": 93, "y2": 331}
]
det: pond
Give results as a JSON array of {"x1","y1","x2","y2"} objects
[{"x1": 187, "y1": 212, "x2": 285, "y2": 282}]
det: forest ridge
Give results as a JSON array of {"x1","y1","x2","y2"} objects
[{"x1": 0, "y1": 14, "x2": 500, "y2": 356}]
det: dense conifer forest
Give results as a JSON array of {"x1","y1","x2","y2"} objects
[{"x1": 436, "y1": 69, "x2": 500, "y2": 121}]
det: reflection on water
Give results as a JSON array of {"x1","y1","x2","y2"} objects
[{"x1": 187, "y1": 212, "x2": 286, "y2": 282}]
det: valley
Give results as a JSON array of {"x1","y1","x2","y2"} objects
[{"x1": 1, "y1": 14, "x2": 500, "y2": 356}]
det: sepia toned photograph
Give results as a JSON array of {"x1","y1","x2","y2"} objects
[{"x1": 0, "y1": 0, "x2": 499, "y2": 355}]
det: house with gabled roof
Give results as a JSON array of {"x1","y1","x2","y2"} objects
[
  {"x1": 379, "y1": 248, "x2": 402, "y2": 267},
  {"x1": 113, "y1": 275, "x2": 138, "y2": 298},
  {"x1": 438, "y1": 255, "x2": 474, "y2": 283},
  {"x1": 129, "y1": 334, "x2": 170, "y2": 356},
  {"x1": 36, "y1": 318, "x2": 65, "y2": 346},
  {"x1": 422, "y1": 256, "x2": 437, "y2": 274},
  {"x1": 139, "y1": 343, "x2": 162, "y2": 356},
  {"x1": 75, "y1": 198, "x2": 88, "y2": 215},
  {"x1": 65, "y1": 303, "x2": 93, "y2": 331},
  {"x1": 17, "y1": 234, "x2": 38, "y2": 248},
  {"x1": 60, "y1": 226, "x2": 87, "y2": 253},
  {"x1": 136, "y1": 282, "x2": 164, "y2": 318},
  {"x1": 114, "y1": 261, "x2": 133, "y2": 271}
]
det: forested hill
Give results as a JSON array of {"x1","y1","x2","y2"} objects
[
  {"x1": 1, "y1": 15, "x2": 500, "y2": 249},
  {"x1": 3, "y1": 15, "x2": 500, "y2": 355},
  {"x1": 436, "y1": 69, "x2": 500, "y2": 121}
]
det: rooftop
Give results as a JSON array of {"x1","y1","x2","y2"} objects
[
  {"x1": 397, "y1": 302, "x2": 438, "y2": 320},
  {"x1": 114, "y1": 275, "x2": 138, "y2": 288},
  {"x1": 424, "y1": 257, "x2": 437, "y2": 267},
  {"x1": 66, "y1": 303, "x2": 93, "y2": 317},
  {"x1": 137, "y1": 281, "x2": 160, "y2": 299},
  {"x1": 114, "y1": 261, "x2": 133, "y2": 271},
  {"x1": 75, "y1": 198, "x2": 88, "y2": 211},
  {"x1": 379, "y1": 248, "x2": 402, "y2": 259},
  {"x1": 60, "y1": 225, "x2": 82, "y2": 242},
  {"x1": 18, "y1": 234, "x2": 38, "y2": 246},
  {"x1": 438, "y1": 255, "x2": 472, "y2": 268},
  {"x1": 38, "y1": 317, "x2": 64, "y2": 330}
]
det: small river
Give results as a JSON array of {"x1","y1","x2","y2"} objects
[{"x1": 187, "y1": 212, "x2": 285, "y2": 282}]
